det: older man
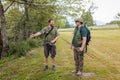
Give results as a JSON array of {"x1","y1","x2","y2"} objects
[{"x1": 71, "y1": 18, "x2": 87, "y2": 76}]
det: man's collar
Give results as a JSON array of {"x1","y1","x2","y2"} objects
[
  {"x1": 49, "y1": 25, "x2": 54, "y2": 28},
  {"x1": 78, "y1": 25, "x2": 82, "y2": 27}
]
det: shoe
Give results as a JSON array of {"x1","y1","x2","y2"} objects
[
  {"x1": 76, "y1": 71, "x2": 82, "y2": 76},
  {"x1": 43, "y1": 65, "x2": 48, "y2": 71},
  {"x1": 52, "y1": 65, "x2": 56, "y2": 71}
]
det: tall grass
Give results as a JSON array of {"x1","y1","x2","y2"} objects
[{"x1": 8, "y1": 39, "x2": 41, "y2": 57}]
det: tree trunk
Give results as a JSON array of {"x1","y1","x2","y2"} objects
[
  {"x1": 0, "y1": 1, "x2": 9, "y2": 57},
  {"x1": 23, "y1": 0, "x2": 29, "y2": 39},
  {"x1": 0, "y1": 28, "x2": 3, "y2": 58}
]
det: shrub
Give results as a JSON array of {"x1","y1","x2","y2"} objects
[
  {"x1": 8, "y1": 39, "x2": 41, "y2": 57},
  {"x1": 26, "y1": 39, "x2": 40, "y2": 48}
]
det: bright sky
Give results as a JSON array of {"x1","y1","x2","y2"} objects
[{"x1": 93, "y1": 0, "x2": 120, "y2": 23}]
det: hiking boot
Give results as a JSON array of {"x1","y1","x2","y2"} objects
[
  {"x1": 52, "y1": 65, "x2": 56, "y2": 71},
  {"x1": 71, "y1": 70, "x2": 77, "y2": 73},
  {"x1": 76, "y1": 71, "x2": 82, "y2": 76},
  {"x1": 43, "y1": 65, "x2": 48, "y2": 71}
]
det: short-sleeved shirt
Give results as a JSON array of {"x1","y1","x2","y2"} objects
[
  {"x1": 40, "y1": 26, "x2": 59, "y2": 43},
  {"x1": 72, "y1": 26, "x2": 87, "y2": 47}
]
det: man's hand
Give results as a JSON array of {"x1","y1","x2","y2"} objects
[
  {"x1": 51, "y1": 40, "x2": 55, "y2": 44},
  {"x1": 79, "y1": 47, "x2": 84, "y2": 52},
  {"x1": 29, "y1": 34, "x2": 34, "y2": 39},
  {"x1": 70, "y1": 45, "x2": 74, "y2": 50}
]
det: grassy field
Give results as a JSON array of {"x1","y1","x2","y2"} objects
[{"x1": 0, "y1": 29, "x2": 120, "y2": 80}]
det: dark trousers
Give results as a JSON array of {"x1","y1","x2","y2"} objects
[{"x1": 73, "y1": 49, "x2": 84, "y2": 72}]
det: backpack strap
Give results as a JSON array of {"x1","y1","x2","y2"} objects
[{"x1": 45, "y1": 27, "x2": 54, "y2": 38}]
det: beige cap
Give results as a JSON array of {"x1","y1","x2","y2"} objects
[{"x1": 75, "y1": 18, "x2": 83, "y2": 22}]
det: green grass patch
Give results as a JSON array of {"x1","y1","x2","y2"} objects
[{"x1": 0, "y1": 30, "x2": 120, "y2": 80}]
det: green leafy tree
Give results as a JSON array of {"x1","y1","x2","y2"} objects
[
  {"x1": 0, "y1": 0, "x2": 97, "y2": 57},
  {"x1": 81, "y1": 2, "x2": 97, "y2": 26},
  {"x1": 108, "y1": 13, "x2": 120, "y2": 28},
  {"x1": 64, "y1": 19, "x2": 71, "y2": 28}
]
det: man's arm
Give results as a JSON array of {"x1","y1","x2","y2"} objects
[
  {"x1": 70, "y1": 36, "x2": 74, "y2": 50},
  {"x1": 51, "y1": 28, "x2": 59, "y2": 43},
  {"x1": 30, "y1": 32, "x2": 42, "y2": 38},
  {"x1": 51, "y1": 36, "x2": 59, "y2": 43},
  {"x1": 80, "y1": 37, "x2": 87, "y2": 51}
]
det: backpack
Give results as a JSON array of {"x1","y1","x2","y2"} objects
[{"x1": 80, "y1": 23, "x2": 91, "y2": 52}]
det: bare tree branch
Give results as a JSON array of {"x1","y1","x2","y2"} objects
[{"x1": 4, "y1": 0, "x2": 15, "y2": 13}]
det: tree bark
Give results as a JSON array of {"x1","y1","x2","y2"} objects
[
  {"x1": 0, "y1": 1, "x2": 9, "y2": 57},
  {"x1": 23, "y1": 0, "x2": 30, "y2": 39},
  {"x1": 0, "y1": 28, "x2": 3, "y2": 58}
]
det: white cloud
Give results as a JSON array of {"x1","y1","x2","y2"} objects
[{"x1": 93, "y1": 0, "x2": 120, "y2": 23}]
